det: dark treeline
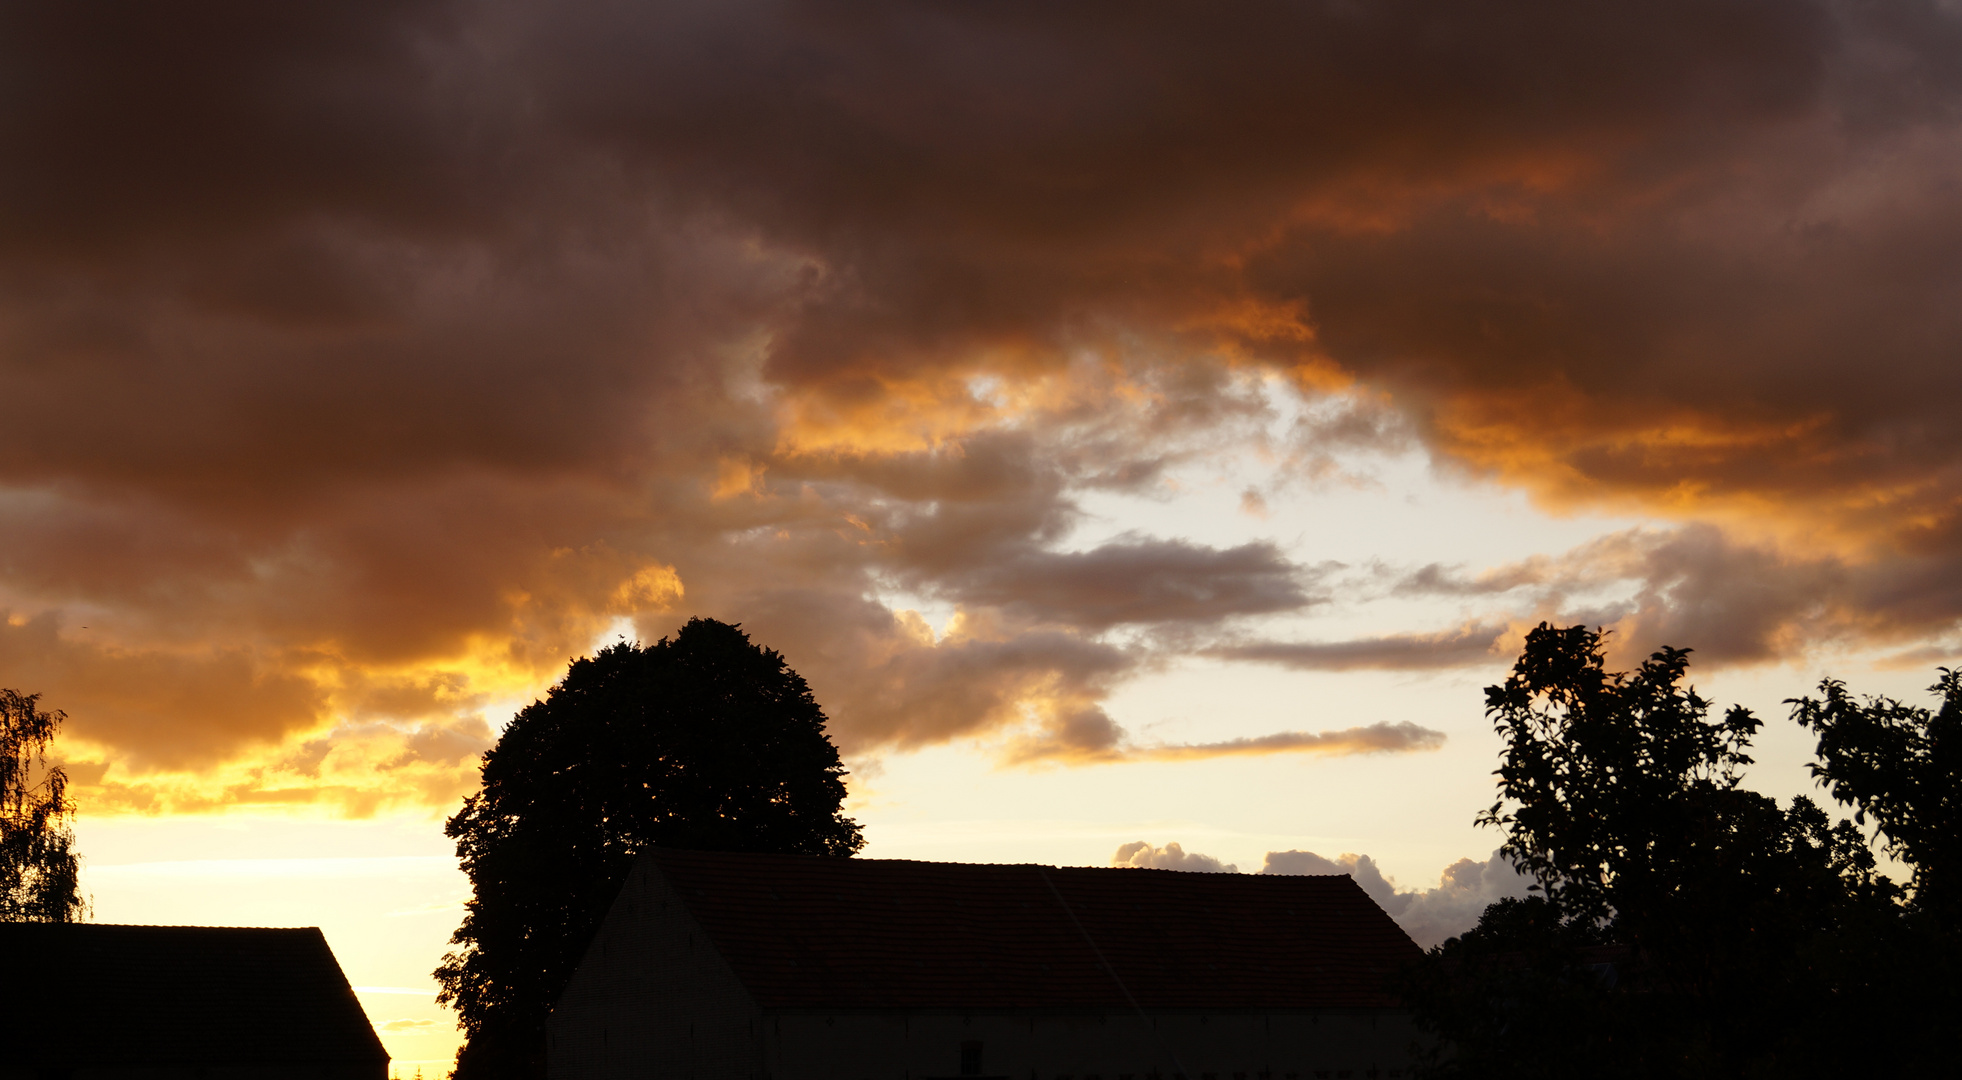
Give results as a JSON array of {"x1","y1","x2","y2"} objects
[{"x1": 1405, "y1": 624, "x2": 1959, "y2": 1078}]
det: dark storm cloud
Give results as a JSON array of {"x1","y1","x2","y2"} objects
[{"x1": 3, "y1": 0, "x2": 1961, "y2": 800}]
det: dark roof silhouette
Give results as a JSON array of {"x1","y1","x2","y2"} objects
[
  {"x1": 641, "y1": 849, "x2": 1423, "y2": 1011},
  {"x1": 0, "y1": 923, "x2": 388, "y2": 1068}
]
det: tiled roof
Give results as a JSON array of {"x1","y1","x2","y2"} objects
[
  {"x1": 0, "y1": 923, "x2": 389, "y2": 1067},
  {"x1": 645, "y1": 849, "x2": 1423, "y2": 1011}
]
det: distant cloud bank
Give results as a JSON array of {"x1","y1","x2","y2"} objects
[{"x1": 1113, "y1": 841, "x2": 1532, "y2": 948}]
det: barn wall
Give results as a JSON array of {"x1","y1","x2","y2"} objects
[
  {"x1": 762, "y1": 1009, "x2": 1418, "y2": 1080},
  {"x1": 549, "y1": 861, "x2": 764, "y2": 1080}
]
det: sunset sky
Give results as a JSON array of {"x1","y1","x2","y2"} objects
[{"x1": 9, "y1": 0, "x2": 1962, "y2": 1071}]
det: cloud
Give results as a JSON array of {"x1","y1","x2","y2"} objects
[
  {"x1": 1260, "y1": 849, "x2": 1408, "y2": 913},
  {"x1": 1129, "y1": 722, "x2": 1446, "y2": 761},
  {"x1": 378, "y1": 1019, "x2": 438, "y2": 1033},
  {"x1": 1260, "y1": 848, "x2": 1536, "y2": 948},
  {"x1": 692, "y1": 587, "x2": 1135, "y2": 756},
  {"x1": 1211, "y1": 624, "x2": 1515, "y2": 671},
  {"x1": 2, "y1": 0, "x2": 1961, "y2": 808},
  {"x1": 948, "y1": 537, "x2": 1321, "y2": 630},
  {"x1": 1116, "y1": 842, "x2": 1535, "y2": 948},
  {"x1": 1112, "y1": 841, "x2": 1237, "y2": 874},
  {"x1": 652, "y1": 569, "x2": 1432, "y2": 766},
  {"x1": 1393, "y1": 850, "x2": 1540, "y2": 949},
  {"x1": 1380, "y1": 524, "x2": 1962, "y2": 666},
  {"x1": 0, "y1": 612, "x2": 321, "y2": 770}
]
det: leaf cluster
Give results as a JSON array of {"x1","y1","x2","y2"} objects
[
  {"x1": 1791, "y1": 668, "x2": 1962, "y2": 922},
  {"x1": 1477, "y1": 626, "x2": 1762, "y2": 930}
]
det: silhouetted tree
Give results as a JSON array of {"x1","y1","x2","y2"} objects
[
  {"x1": 1407, "y1": 625, "x2": 1913, "y2": 1079},
  {"x1": 1786, "y1": 669, "x2": 1962, "y2": 1072},
  {"x1": 1791, "y1": 668, "x2": 1962, "y2": 923},
  {"x1": 0, "y1": 689, "x2": 85, "y2": 922},
  {"x1": 435, "y1": 618, "x2": 863, "y2": 1080}
]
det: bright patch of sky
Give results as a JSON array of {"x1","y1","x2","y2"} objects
[{"x1": 79, "y1": 814, "x2": 466, "y2": 1074}]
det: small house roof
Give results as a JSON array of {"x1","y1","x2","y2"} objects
[
  {"x1": 641, "y1": 849, "x2": 1423, "y2": 1011},
  {"x1": 0, "y1": 923, "x2": 389, "y2": 1067}
]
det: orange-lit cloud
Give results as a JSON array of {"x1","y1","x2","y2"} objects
[
  {"x1": 4, "y1": 0, "x2": 1962, "y2": 812},
  {"x1": 1210, "y1": 623, "x2": 1518, "y2": 672},
  {"x1": 1126, "y1": 722, "x2": 1447, "y2": 762}
]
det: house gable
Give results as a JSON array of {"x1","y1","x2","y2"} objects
[
  {"x1": 553, "y1": 858, "x2": 765, "y2": 1080},
  {"x1": 0, "y1": 923, "x2": 387, "y2": 1080}
]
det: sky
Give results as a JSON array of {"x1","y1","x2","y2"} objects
[{"x1": 8, "y1": 0, "x2": 1962, "y2": 1072}]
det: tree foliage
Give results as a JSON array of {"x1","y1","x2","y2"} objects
[
  {"x1": 1478, "y1": 628, "x2": 1766, "y2": 930},
  {"x1": 1408, "y1": 625, "x2": 1940, "y2": 1079},
  {"x1": 1791, "y1": 668, "x2": 1962, "y2": 922},
  {"x1": 436, "y1": 618, "x2": 863, "y2": 1080},
  {"x1": 1, "y1": 689, "x2": 85, "y2": 923}
]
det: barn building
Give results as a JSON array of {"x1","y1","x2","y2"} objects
[
  {"x1": 0, "y1": 923, "x2": 389, "y2": 1080},
  {"x1": 549, "y1": 850, "x2": 1424, "y2": 1080}
]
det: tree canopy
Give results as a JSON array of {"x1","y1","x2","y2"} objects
[
  {"x1": 1407, "y1": 625, "x2": 1952, "y2": 1078},
  {"x1": 436, "y1": 617, "x2": 863, "y2": 1080},
  {"x1": 1, "y1": 688, "x2": 85, "y2": 923},
  {"x1": 1792, "y1": 668, "x2": 1962, "y2": 924}
]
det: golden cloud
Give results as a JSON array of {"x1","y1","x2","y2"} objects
[{"x1": 3, "y1": 0, "x2": 1960, "y2": 814}]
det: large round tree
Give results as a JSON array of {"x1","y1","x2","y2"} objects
[{"x1": 435, "y1": 618, "x2": 863, "y2": 1080}]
